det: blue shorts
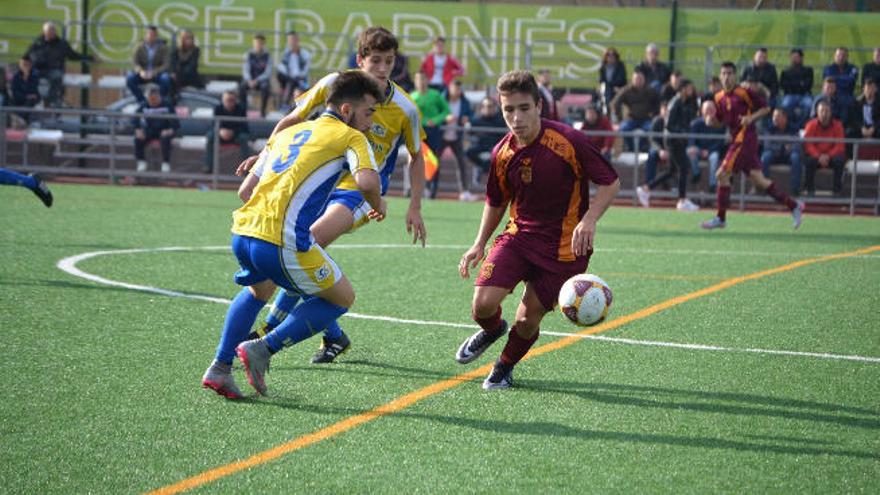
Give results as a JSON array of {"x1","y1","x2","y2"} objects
[
  {"x1": 231, "y1": 234, "x2": 342, "y2": 295},
  {"x1": 326, "y1": 189, "x2": 373, "y2": 231}
]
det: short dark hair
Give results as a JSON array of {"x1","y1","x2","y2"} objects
[
  {"x1": 434, "y1": 36, "x2": 446, "y2": 43},
  {"x1": 823, "y1": 76, "x2": 836, "y2": 84},
  {"x1": 254, "y1": 33, "x2": 266, "y2": 42},
  {"x1": 286, "y1": 31, "x2": 298, "y2": 37},
  {"x1": 790, "y1": 47, "x2": 804, "y2": 57},
  {"x1": 496, "y1": 70, "x2": 540, "y2": 104},
  {"x1": 720, "y1": 61, "x2": 737, "y2": 72},
  {"x1": 678, "y1": 78, "x2": 693, "y2": 91},
  {"x1": 326, "y1": 70, "x2": 383, "y2": 107},
  {"x1": 146, "y1": 25, "x2": 158, "y2": 32},
  {"x1": 757, "y1": 47, "x2": 768, "y2": 54},
  {"x1": 864, "y1": 76, "x2": 877, "y2": 86},
  {"x1": 357, "y1": 26, "x2": 398, "y2": 58}
]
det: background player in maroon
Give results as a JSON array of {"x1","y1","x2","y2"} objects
[
  {"x1": 455, "y1": 70, "x2": 620, "y2": 390},
  {"x1": 702, "y1": 61, "x2": 805, "y2": 230}
]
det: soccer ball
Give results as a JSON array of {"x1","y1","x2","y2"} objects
[{"x1": 558, "y1": 274, "x2": 612, "y2": 326}]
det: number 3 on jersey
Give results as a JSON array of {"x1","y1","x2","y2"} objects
[{"x1": 272, "y1": 130, "x2": 313, "y2": 173}]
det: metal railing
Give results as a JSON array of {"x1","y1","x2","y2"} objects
[{"x1": 2, "y1": 105, "x2": 878, "y2": 215}]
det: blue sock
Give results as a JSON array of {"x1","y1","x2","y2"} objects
[
  {"x1": 265, "y1": 290, "x2": 301, "y2": 329},
  {"x1": 301, "y1": 295, "x2": 344, "y2": 339},
  {"x1": 264, "y1": 297, "x2": 348, "y2": 352},
  {"x1": 0, "y1": 168, "x2": 36, "y2": 190},
  {"x1": 214, "y1": 288, "x2": 267, "y2": 364},
  {"x1": 324, "y1": 320, "x2": 343, "y2": 340}
]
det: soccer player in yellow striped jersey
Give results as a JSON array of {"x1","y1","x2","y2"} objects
[
  {"x1": 202, "y1": 71, "x2": 386, "y2": 399},
  {"x1": 236, "y1": 27, "x2": 428, "y2": 364}
]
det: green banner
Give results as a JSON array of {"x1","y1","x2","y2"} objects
[{"x1": 1, "y1": 1, "x2": 877, "y2": 89}]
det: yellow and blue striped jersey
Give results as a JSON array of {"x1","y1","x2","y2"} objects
[
  {"x1": 291, "y1": 71, "x2": 425, "y2": 193},
  {"x1": 232, "y1": 112, "x2": 378, "y2": 250}
]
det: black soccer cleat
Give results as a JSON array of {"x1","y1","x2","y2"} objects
[
  {"x1": 30, "y1": 174, "x2": 53, "y2": 208},
  {"x1": 482, "y1": 360, "x2": 514, "y2": 390},
  {"x1": 311, "y1": 332, "x2": 351, "y2": 364},
  {"x1": 455, "y1": 320, "x2": 507, "y2": 364},
  {"x1": 247, "y1": 323, "x2": 272, "y2": 342}
]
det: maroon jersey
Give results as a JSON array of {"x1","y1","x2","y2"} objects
[
  {"x1": 486, "y1": 119, "x2": 618, "y2": 262},
  {"x1": 715, "y1": 87, "x2": 765, "y2": 146}
]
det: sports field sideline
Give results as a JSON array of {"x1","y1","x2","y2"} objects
[{"x1": 1, "y1": 184, "x2": 878, "y2": 493}]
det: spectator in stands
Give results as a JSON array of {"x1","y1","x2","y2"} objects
[
  {"x1": 132, "y1": 85, "x2": 178, "y2": 173},
  {"x1": 11, "y1": 56, "x2": 40, "y2": 122},
  {"x1": 637, "y1": 103, "x2": 670, "y2": 194},
  {"x1": 635, "y1": 43, "x2": 671, "y2": 93},
  {"x1": 811, "y1": 76, "x2": 848, "y2": 124},
  {"x1": 536, "y1": 69, "x2": 559, "y2": 121},
  {"x1": 25, "y1": 21, "x2": 92, "y2": 107},
  {"x1": 803, "y1": 100, "x2": 846, "y2": 197},
  {"x1": 0, "y1": 69, "x2": 8, "y2": 108},
  {"x1": 660, "y1": 69, "x2": 682, "y2": 105},
  {"x1": 419, "y1": 36, "x2": 464, "y2": 93},
  {"x1": 637, "y1": 80, "x2": 700, "y2": 211},
  {"x1": 862, "y1": 47, "x2": 880, "y2": 88},
  {"x1": 391, "y1": 52, "x2": 414, "y2": 92},
  {"x1": 205, "y1": 90, "x2": 250, "y2": 174},
  {"x1": 127, "y1": 25, "x2": 172, "y2": 104},
  {"x1": 847, "y1": 77, "x2": 879, "y2": 142},
  {"x1": 823, "y1": 47, "x2": 859, "y2": 113},
  {"x1": 412, "y1": 70, "x2": 450, "y2": 198},
  {"x1": 701, "y1": 76, "x2": 722, "y2": 105},
  {"x1": 277, "y1": 31, "x2": 311, "y2": 106},
  {"x1": 760, "y1": 108, "x2": 803, "y2": 196},
  {"x1": 170, "y1": 29, "x2": 203, "y2": 94},
  {"x1": 780, "y1": 48, "x2": 814, "y2": 129},
  {"x1": 599, "y1": 47, "x2": 626, "y2": 116},
  {"x1": 439, "y1": 80, "x2": 475, "y2": 201},
  {"x1": 239, "y1": 33, "x2": 272, "y2": 117},
  {"x1": 466, "y1": 96, "x2": 505, "y2": 188},
  {"x1": 741, "y1": 47, "x2": 779, "y2": 108},
  {"x1": 687, "y1": 100, "x2": 727, "y2": 192},
  {"x1": 580, "y1": 102, "x2": 614, "y2": 161},
  {"x1": 611, "y1": 70, "x2": 660, "y2": 152}
]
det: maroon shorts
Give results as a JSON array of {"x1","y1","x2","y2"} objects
[
  {"x1": 475, "y1": 232, "x2": 590, "y2": 311},
  {"x1": 722, "y1": 132, "x2": 761, "y2": 175}
]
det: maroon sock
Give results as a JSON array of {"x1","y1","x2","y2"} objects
[
  {"x1": 500, "y1": 325, "x2": 539, "y2": 365},
  {"x1": 717, "y1": 185, "x2": 731, "y2": 221},
  {"x1": 766, "y1": 182, "x2": 797, "y2": 210},
  {"x1": 473, "y1": 307, "x2": 504, "y2": 337}
]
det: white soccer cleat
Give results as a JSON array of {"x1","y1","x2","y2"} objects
[
  {"x1": 792, "y1": 200, "x2": 805, "y2": 229},
  {"x1": 636, "y1": 186, "x2": 650, "y2": 208},
  {"x1": 136, "y1": 160, "x2": 148, "y2": 172},
  {"x1": 161, "y1": 162, "x2": 171, "y2": 173},
  {"x1": 676, "y1": 198, "x2": 699, "y2": 212}
]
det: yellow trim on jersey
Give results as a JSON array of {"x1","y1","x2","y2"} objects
[
  {"x1": 232, "y1": 113, "x2": 378, "y2": 249},
  {"x1": 291, "y1": 71, "x2": 425, "y2": 191}
]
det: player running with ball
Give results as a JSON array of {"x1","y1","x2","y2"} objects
[{"x1": 456, "y1": 70, "x2": 620, "y2": 390}]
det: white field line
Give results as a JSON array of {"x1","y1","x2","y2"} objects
[{"x1": 56, "y1": 247, "x2": 880, "y2": 364}]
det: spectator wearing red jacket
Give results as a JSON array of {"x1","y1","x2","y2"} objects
[
  {"x1": 419, "y1": 36, "x2": 464, "y2": 92},
  {"x1": 803, "y1": 99, "x2": 846, "y2": 196}
]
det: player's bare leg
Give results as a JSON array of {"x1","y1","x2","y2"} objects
[
  {"x1": 310, "y1": 204, "x2": 355, "y2": 247},
  {"x1": 456, "y1": 286, "x2": 510, "y2": 364},
  {"x1": 484, "y1": 284, "x2": 547, "y2": 390}
]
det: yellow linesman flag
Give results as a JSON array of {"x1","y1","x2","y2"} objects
[{"x1": 422, "y1": 142, "x2": 439, "y2": 181}]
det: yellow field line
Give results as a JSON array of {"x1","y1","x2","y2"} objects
[{"x1": 146, "y1": 244, "x2": 880, "y2": 495}]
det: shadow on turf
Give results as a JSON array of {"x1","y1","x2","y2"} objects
[
  {"x1": 520, "y1": 379, "x2": 880, "y2": 430},
  {"x1": 267, "y1": 359, "x2": 455, "y2": 381}
]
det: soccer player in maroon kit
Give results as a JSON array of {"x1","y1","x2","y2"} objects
[
  {"x1": 702, "y1": 61, "x2": 805, "y2": 230},
  {"x1": 455, "y1": 70, "x2": 620, "y2": 390}
]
